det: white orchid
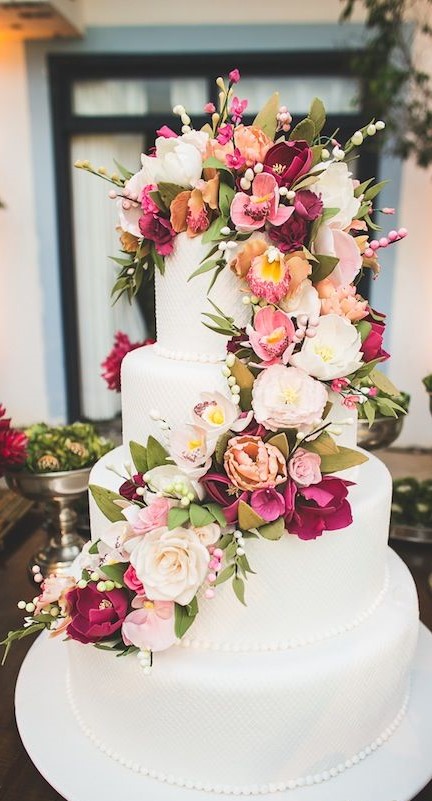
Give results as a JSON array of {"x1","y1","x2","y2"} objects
[{"x1": 290, "y1": 314, "x2": 363, "y2": 380}]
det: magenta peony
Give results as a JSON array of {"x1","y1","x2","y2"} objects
[
  {"x1": 139, "y1": 212, "x2": 176, "y2": 255},
  {"x1": 284, "y1": 476, "x2": 354, "y2": 540},
  {"x1": 263, "y1": 140, "x2": 313, "y2": 187},
  {"x1": 123, "y1": 564, "x2": 145, "y2": 594},
  {"x1": 101, "y1": 332, "x2": 154, "y2": 392},
  {"x1": 250, "y1": 488, "x2": 285, "y2": 521},
  {"x1": 66, "y1": 583, "x2": 129, "y2": 644}
]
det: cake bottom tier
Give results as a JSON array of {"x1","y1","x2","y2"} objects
[{"x1": 67, "y1": 550, "x2": 418, "y2": 795}]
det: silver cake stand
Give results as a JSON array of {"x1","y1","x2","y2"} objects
[{"x1": 15, "y1": 625, "x2": 432, "y2": 801}]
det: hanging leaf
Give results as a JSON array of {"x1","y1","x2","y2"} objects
[
  {"x1": 361, "y1": 399, "x2": 376, "y2": 427},
  {"x1": 237, "y1": 552, "x2": 256, "y2": 576},
  {"x1": 232, "y1": 575, "x2": 246, "y2": 606},
  {"x1": 258, "y1": 517, "x2": 285, "y2": 540},
  {"x1": 129, "y1": 441, "x2": 148, "y2": 473},
  {"x1": 303, "y1": 431, "x2": 339, "y2": 456},
  {"x1": 219, "y1": 184, "x2": 235, "y2": 217},
  {"x1": 266, "y1": 432, "x2": 289, "y2": 459},
  {"x1": 189, "y1": 503, "x2": 215, "y2": 528},
  {"x1": 202, "y1": 157, "x2": 234, "y2": 178},
  {"x1": 292, "y1": 173, "x2": 323, "y2": 191},
  {"x1": 363, "y1": 180, "x2": 389, "y2": 202},
  {"x1": 368, "y1": 368, "x2": 401, "y2": 397},
  {"x1": 252, "y1": 92, "x2": 280, "y2": 139},
  {"x1": 311, "y1": 144, "x2": 325, "y2": 167},
  {"x1": 113, "y1": 158, "x2": 133, "y2": 180},
  {"x1": 158, "y1": 182, "x2": 187, "y2": 208},
  {"x1": 238, "y1": 500, "x2": 266, "y2": 530},
  {"x1": 321, "y1": 207, "x2": 340, "y2": 224},
  {"x1": 174, "y1": 598, "x2": 199, "y2": 638},
  {"x1": 100, "y1": 562, "x2": 128, "y2": 586},
  {"x1": 168, "y1": 507, "x2": 190, "y2": 530},
  {"x1": 215, "y1": 563, "x2": 236, "y2": 586},
  {"x1": 229, "y1": 357, "x2": 255, "y2": 410},
  {"x1": 146, "y1": 436, "x2": 170, "y2": 470},
  {"x1": 354, "y1": 177, "x2": 374, "y2": 198},
  {"x1": 309, "y1": 97, "x2": 326, "y2": 135},
  {"x1": 289, "y1": 118, "x2": 315, "y2": 145},
  {"x1": 350, "y1": 357, "x2": 383, "y2": 381},
  {"x1": 89, "y1": 485, "x2": 125, "y2": 523},
  {"x1": 201, "y1": 215, "x2": 228, "y2": 244},
  {"x1": 188, "y1": 258, "x2": 220, "y2": 282},
  {"x1": 151, "y1": 244, "x2": 165, "y2": 276},
  {"x1": 311, "y1": 254, "x2": 339, "y2": 283},
  {"x1": 320, "y1": 446, "x2": 368, "y2": 473}
]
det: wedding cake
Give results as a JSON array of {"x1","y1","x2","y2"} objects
[{"x1": 7, "y1": 71, "x2": 418, "y2": 794}]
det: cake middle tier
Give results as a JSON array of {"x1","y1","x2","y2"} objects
[{"x1": 89, "y1": 447, "x2": 391, "y2": 647}]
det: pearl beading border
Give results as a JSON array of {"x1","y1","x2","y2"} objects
[
  {"x1": 66, "y1": 672, "x2": 410, "y2": 795},
  {"x1": 154, "y1": 343, "x2": 222, "y2": 364},
  {"x1": 177, "y1": 565, "x2": 391, "y2": 653}
]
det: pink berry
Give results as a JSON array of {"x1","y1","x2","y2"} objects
[
  {"x1": 108, "y1": 189, "x2": 117, "y2": 199},
  {"x1": 213, "y1": 548, "x2": 223, "y2": 559},
  {"x1": 370, "y1": 240, "x2": 380, "y2": 250},
  {"x1": 387, "y1": 230, "x2": 398, "y2": 241},
  {"x1": 379, "y1": 237, "x2": 388, "y2": 248},
  {"x1": 204, "y1": 589, "x2": 215, "y2": 600},
  {"x1": 208, "y1": 559, "x2": 218, "y2": 570},
  {"x1": 364, "y1": 247, "x2": 374, "y2": 259},
  {"x1": 208, "y1": 573, "x2": 216, "y2": 583},
  {"x1": 398, "y1": 227, "x2": 407, "y2": 237},
  {"x1": 208, "y1": 546, "x2": 215, "y2": 554}
]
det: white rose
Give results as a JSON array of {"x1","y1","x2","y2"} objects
[
  {"x1": 290, "y1": 314, "x2": 363, "y2": 380},
  {"x1": 130, "y1": 526, "x2": 210, "y2": 605},
  {"x1": 192, "y1": 523, "x2": 221, "y2": 547},
  {"x1": 141, "y1": 131, "x2": 207, "y2": 189},
  {"x1": 308, "y1": 162, "x2": 360, "y2": 230},
  {"x1": 252, "y1": 364, "x2": 328, "y2": 432},
  {"x1": 313, "y1": 223, "x2": 362, "y2": 287},
  {"x1": 279, "y1": 278, "x2": 321, "y2": 318}
]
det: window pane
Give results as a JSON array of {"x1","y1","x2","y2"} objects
[
  {"x1": 239, "y1": 77, "x2": 360, "y2": 115},
  {"x1": 73, "y1": 78, "x2": 207, "y2": 116}
]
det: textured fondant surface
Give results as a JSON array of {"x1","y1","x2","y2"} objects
[
  {"x1": 89, "y1": 446, "x2": 392, "y2": 646},
  {"x1": 67, "y1": 550, "x2": 418, "y2": 792}
]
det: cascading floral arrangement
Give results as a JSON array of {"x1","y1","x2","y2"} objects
[{"x1": 3, "y1": 70, "x2": 407, "y2": 669}]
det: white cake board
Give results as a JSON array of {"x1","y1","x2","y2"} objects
[{"x1": 16, "y1": 624, "x2": 432, "y2": 801}]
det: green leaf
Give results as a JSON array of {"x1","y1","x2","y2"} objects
[
  {"x1": 238, "y1": 500, "x2": 266, "y2": 530},
  {"x1": 350, "y1": 358, "x2": 383, "y2": 381},
  {"x1": 89, "y1": 484, "x2": 125, "y2": 523},
  {"x1": 311, "y1": 254, "x2": 339, "y2": 283},
  {"x1": 158, "y1": 182, "x2": 187, "y2": 208},
  {"x1": 229, "y1": 357, "x2": 255, "y2": 410},
  {"x1": 129, "y1": 441, "x2": 148, "y2": 473},
  {"x1": 89, "y1": 539, "x2": 100, "y2": 555},
  {"x1": 356, "y1": 320, "x2": 372, "y2": 344},
  {"x1": 289, "y1": 118, "x2": 315, "y2": 145},
  {"x1": 215, "y1": 431, "x2": 231, "y2": 464},
  {"x1": 148, "y1": 190, "x2": 167, "y2": 212},
  {"x1": 202, "y1": 157, "x2": 234, "y2": 177},
  {"x1": 232, "y1": 575, "x2": 246, "y2": 606},
  {"x1": 292, "y1": 173, "x2": 322, "y2": 191},
  {"x1": 215, "y1": 563, "x2": 236, "y2": 585},
  {"x1": 304, "y1": 431, "x2": 339, "y2": 456},
  {"x1": 100, "y1": 562, "x2": 128, "y2": 586},
  {"x1": 320, "y1": 447, "x2": 369, "y2": 473},
  {"x1": 321, "y1": 207, "x2": 340, "y2": 223},
  {"x1": 146, "y1": 435, "x2": 169, "y2": 470},
  {"x1": 203, "y1": 503, "x2": 227, "y2": 527},
  {"x1": 207, "y1": 263, "x2": 225, "y2": 293},
  {"x1": 309, "y1": 97, "x2": 326, "y2": 135},
  {"x1": 174, "y1": 599, "x2": 199, "y2": 638},
  {"x1": 237, "y1": 552, "x2": 256, "y2": 576},
  {"x1": 354, "y1": 177, "x2": 374, "y2": 198},
  {"x1": 361, "y1": 399, "x2": 376, "y2": 427},
  {"x1": 258, "y1": 517, "x2": 285, "y2": 540},
  {"x1": 168, "y1": 507, "x2": 190, "y2": 530},
  {"x1": 113, "y1": 158, "x2": 133, "y2": 180},
  {"x1": 364, "y1": 180, "x2": 389, "y2": 202},
  {"x1": 218, "y1": 533, "x2": 233, "y2": 550},
  {"x1": 219, "y1": 183, "x2": 235, "y2": 217},
  {"x1": 201, "y1": 215, "x2": 228, "y2": 244},
  {"x1": 151, "y1": 245, "x2": 165, "y2": 276},
  {"x1": 368, "y1": 368, "x2": 401, "y2": 397},
  {"x1": 252, "y1": 92, "x2": 280, "y2": 139},
  {"x1": 266, "y1": 432, "x2": 289, "y2": 459},
  {"x1": 189, "y1": 503, "x2": 215, "y2": 528},
  {"x1": 310, "y1": 144, "x2": 325, "y2": 167},
  {"x1": 188, "y1": 258, "x2": 220, "y2": 281}
]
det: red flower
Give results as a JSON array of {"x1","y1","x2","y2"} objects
[
  {"x1": 294, "y1": 190, "x2": 323, "y2": 221},
  {"x1": 284, "y1": 476, "x2": 354, "y2": 540},
  {"x1": 101, "y1": 332, "x2": 154, "y2": 392},
  {"x1": 361, "y1": 310, "x2": 389, "y2": 363},
  {"x1": 201, "y1": 472, "x2": 249, "y2": 525},
  {"x1": 0, "y1": 405, "x2": 28, "y2": 477},
  {"x1": 66, "y1": 582, "x2": 129, "y2": 645},
  {"x1": 139, "y1": 212, "x2": 176, "y2": 256},
  {"x1": 119, "y1": 472, "x2": 146, "y2": 501},
  {"x1": 268, "y1": 213, "x2": 308, "y2": 253},
  {"x1": 263, "y1": 140, "x2": 312, "y2": 188}
]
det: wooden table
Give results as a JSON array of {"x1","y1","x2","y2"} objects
[{"x1": 0, "y1": 510, "x2": 431, "y2": 801}]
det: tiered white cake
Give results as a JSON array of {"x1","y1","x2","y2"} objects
[{"x1": 68, "y1": 233, "x2": 419, "y2": 794}]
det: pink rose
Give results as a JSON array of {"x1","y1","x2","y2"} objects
[
  {"x1": 122, "y1": 602, "x2": 176, "y2": 652},
  {"x1": 288, "y1": 448, "x2": 322, "y2": 487},
  {"x1": 124, "y1": 564, "x2": 145, "y2": 594},
  {"x1": 224, "y1": 435, "x2": 287, "y2": 492},
  {"x1": 248, "y1": 305, "x2": 295, "y2": 365},
  {"x1": 66, "y1": 583, "x2": 129, "y2": 644},
  {"x1": 263, "y1": 140, "x2": 313, "y2": 187},
  {"x1": 126, "y1": 496, "x2": 171, "y2": 535},
  {"x1": 361, "y1": 311, "x2": 389, "y2": 363},
  {"x1": 138, "y1": 213, "x2": 176, "y2": 256},
  {"x1": 250, "y1": 488, "x2": 285, "y2": 521}
]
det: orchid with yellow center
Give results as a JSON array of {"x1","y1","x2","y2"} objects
[
  {"x1": 247, "y1": 305, "x2": 295, "y2": 366},
  {"x1": 230, "y1": 173, "x2": 294, "y2": 233},
  {"x1": 191, "y1": 391, "x2": 252, "y2": 440},
  {"x1": 170, "y1": 175, "x2": 219, "y2": 237},
  {"x1": 169, "y1": 424, "x2": 214, "y2": 479},
  {"x1": 246, "y1": 246, "x2": 291, "y2": 303},
  {"x1": 289, "y1": 314, "x2": 363, "y2": 380}
]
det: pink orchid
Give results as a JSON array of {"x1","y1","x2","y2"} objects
[
  {"x1": 225, "y1": 148, "x2": 246, "y2": 171},
  {"x1": 204, "y1": 102, "x2": 216, "y2": 113},
  {"x1": 230, "y1": 96, "x2": 248, "y2": 124},
  {"x1": 122, "y1": 601, "x2": 176, "y2": 652},
  {"x1": 217, "y1": 124, "x2": 234, "y2": 145},
  {"x1": 230, "y1": 173, "x2": 294, "y2": 233},
  {"x1": 247, "y1": 306, "x2": 295, "y2": 365},
  {"x1": 229, "y1": 68, "x2": 241, "y2": 84}
]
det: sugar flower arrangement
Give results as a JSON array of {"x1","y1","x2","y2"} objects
[{"x1": 3, "y1": 70, "x2": 407, "y2": 668}]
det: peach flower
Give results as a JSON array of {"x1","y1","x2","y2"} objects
[
  {"x1": 170, "y1": 176, "x2": 219, "y2": 238},
  {"x1": 229, "y1": 237, "x2": 268, "y2": 278},
  {"x1": 224, "y1": 435, "x2": 287, "y2": 492},
  {"x1": 205, "y1": 136, "x2": 234, "y2": 165},
  {"x1": 234, "y1": 124, "x2": 273, "y2": 167},
  {"x1": 317, "y1": 279, "x2": 368, "y2": 322}
]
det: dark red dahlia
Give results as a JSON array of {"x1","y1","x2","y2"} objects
[
  {"x1": 101, "y1": 332, "x2": 154, "y2": 392},
  {"x1": 0, "y1": 407, "x2": 28, "y2": 477}
]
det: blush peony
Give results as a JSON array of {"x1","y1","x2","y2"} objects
[
  {"x1": 252, "y1": 365, "x2": 328, "y2": 432},
  {"x1": 122, "y1": 601, "x2": 176, "y2": 652}
]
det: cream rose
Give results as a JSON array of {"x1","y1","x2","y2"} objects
[
  {"x1": 290, "y1": 314, "x2": 363, "y2": 380},
  {"x1": 192, "y1": 523, "x2": 221, "y2": 547},
  {"x1": 252, "y1": 364, "x2": 328, "y2": 432},
  {"x1": 130, "y1": 526, "x2": 210, "y2": 605},
  {"x1": 308, "y1": 162, "x2": 360, "y2": 230}
]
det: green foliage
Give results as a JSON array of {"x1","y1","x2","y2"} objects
[
  {"x1": 100, "y1": 562, "x2": 128, "y2": 586},
  {"x1": 174, "y1": 597, "x2": 199, "y2": 638},
  {"x1": 129, "y1": 441, "x2": 148, "y2": 473},
  {"x1": 252, "y1": 92, "x2": 280, "y2": 139},
  {"x1": 392, "y1": 477, "x2": 432, "y2": 527},
  {"x1": 146, "y1": 436, "x2": 169, "y2": 470},
  {"x1": 22, "y1": 421, "x2": 113, "y2": 473},
  {"x1": 89, "y1": 485, "x2": 125, "y2": 523}
]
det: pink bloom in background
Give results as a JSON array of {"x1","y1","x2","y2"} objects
[
  {"x1": 0, "y1": 406, "x2": 28, "y2": 477},
  {"x1": 268, "y1": 213, "x2": 308, "y2": 253},
  {"x1": 122, "y1": 601, "x2": 176, "y2": 652},
  {"x1": 234, "y1": 125, "x2": 273, "y2": 167},
  {"x1": 66, "y1": 583, "x2": 129, "y2": 644},
  {"x1": 123, "y1": 564, "x2": 146, "y2": 594},
  {"x1": 331, "y1": 377, "x2": 350, "y2": 393},
  {"x1": 284, "y1": 476, "x2": 354, "y2": 540},
  {"x1": 224, "y1": 435, "x2": 287, "y2": 492},
  {"x1": 230, "y1": 96, "x2": 248, "y2": 124},
  {"x1": 140, "y1": 183, "x2": 160, "y2": 214},
  {"x1": 155, "y1": 125, "x2": 178, "y2": 139},
  {"x1": 229, "y1": 68, "x2": 241, "y2": 83},
  {"x1": 101, "y1": 332, "x2": 154, "y2": 392},
  {"x1": 248, "y1": 306, "x2": 295, "y2": 365},
  {"x1": 342, "y1": 394, "x2": 360, "y2": 409},
  {"x1": 317, "y1": 279, "x2": 368, "y2": 322},
  {"x1": 217, "y1": 123, "x2": 234, "y2": 145},
  {"x1": 294, "y1": 190, "x2": 323, "y2": 221},
  {"x1": 200, "y1": 472, "x2": 249, "y2": 525},
  {"x1": 124, "y1": 496, "x2": 171, "y2": 536},
  {"x1": 204, "y1": 102, "x2": 216, "y2": 114},
  {"x1": 263, "y1": 140, "x2": 313, "y2": 187},
  {"x1": 231, "y1": 173, "x2": 294, "y2": 233},
  {"x1": 225, "y1": 148, "x2": 246, "y2": 171},
  {"x1": 139, "y1": 213, "x2": 176, "y2": 256},
  {"x1": 361, "y1": 311, "x2": 389, "y2": 363},
  {"x1": 250, "y1": 488, "x2": 285, "y2": 522},
  {"x1": 288, "y1": 448, "x2": 322, "y2": 487}
]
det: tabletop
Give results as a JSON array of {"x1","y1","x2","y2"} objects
[{"x1": 0, "y1": 509, "x2": 431, "y2": 801}]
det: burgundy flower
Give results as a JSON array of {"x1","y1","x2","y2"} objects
[
  {"x1": 139, "y1": 213, "x2": 176, "y2": 256},
  {"x1": 284, "y1": 476, "x2": 354, "y2": 540},
  {"x1": 66, "y1": 583, "x2": 129, "y2": 645},
  {"x1": 237, "y1": 413, "x2": 268, "y2": 438},
  {"x1": 101, "y1": 332, "x2": 154, "y2": 392},
  {"x1": 268, "y1": 213, "x2": 308, "y2": 253},
  {"x1": 119, "y1": 473, "x2": 146, "y2": 502},
  {"x1": 226, "y1": 331, "x2": 247, "y2": 354},
  {"x1": 0, "y1": 406, "x2": 28, "y2": 477},
  {"x1": 263, "y1": 140, "x2": 313, "y2": 187},
  {"x1": 294, "y1": 190, "x2": 323, "y2": 221},
  {"x1": 201, "y1": 472, "x2": 249, "y2": 525},
  {"x1": 361, "y1": 310, "x2": 389, "y2": 363},
  {"x1": 251, "y1": 488, "x2": 285, "y2": 522}
]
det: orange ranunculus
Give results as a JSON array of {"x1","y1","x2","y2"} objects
[
  {"x1": 234, "y1": 124, "x2": 273, "y2": 167},
  {"x1": 224, "y1": 435, "x2": 287, "y2": 492},
  {"x1": 229, "y1": 238, "x2": 268, "y2": 278}
]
